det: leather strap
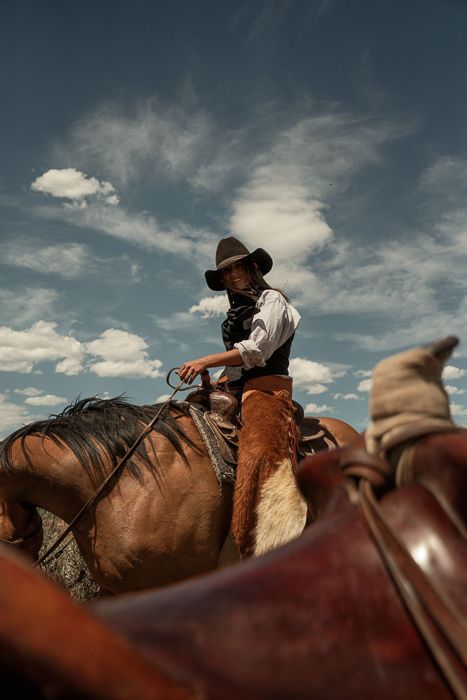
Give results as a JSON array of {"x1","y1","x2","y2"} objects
[
  {"x1": 338, "y1": 447, "x2": 394, "y2": 490},
  {"x1": 359, "y1": 479, "x2": 467, "y2": 699}
]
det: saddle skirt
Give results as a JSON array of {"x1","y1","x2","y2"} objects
[{"x1": 184, "y1": 391, "x2": 339, "y2": 488}]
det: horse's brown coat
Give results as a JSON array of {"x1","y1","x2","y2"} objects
[{"x1": 0, "y1": 404, "x2": 356, "y2": 594}]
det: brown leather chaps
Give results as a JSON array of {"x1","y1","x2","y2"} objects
[{"x1": 231, "y1": 376, "x2": 300, "y2": 557}]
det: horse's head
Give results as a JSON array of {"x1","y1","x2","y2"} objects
[{"x1": 0, "y1": 501, "x2": 43, "y2": 560}]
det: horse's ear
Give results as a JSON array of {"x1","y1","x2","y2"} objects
[{"x1": 424, "y1": 336, "x2": 459, "y2": 364}]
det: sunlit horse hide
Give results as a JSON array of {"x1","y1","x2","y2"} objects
[
  {"x1": 0, "y1": 428, "x2": 466, "y2": 699},
  {"x1": 0, "y1": 395, "x2": 355, "y2": 595}
]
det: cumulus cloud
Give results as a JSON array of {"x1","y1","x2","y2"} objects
[
  {"x1": 31, "y1": 168, "x2": 119, "y2": 207},
  {"x1": 333, "y1": 392, "x2": 361, "y2": 400},
  {"x1": 445, "y1": 385, "x2": 465, "y2": 395},
  {"x1": 14, "y1": 387, "x2": 43, "y2": 396},
  {"x1": 353, "y1": 369, "x2": 372, "y2": 378},
  {"x1": 36, "y1": 100, "x2": 409, "y2": 290},
  {"x1": 153, "y1": 311, "x2": 200, "y2": 331},
  {"x1": 36, "y1": 96, "x2": 467, "y2": 358},
  {"x1": 189, "y1": 295, "x2": 229, "y2": 318},
  {"x1": 357, "y1": 378, "x2": 372, "y2": 392},
  {"x1": 229, "y1": 113, "x2": 405, "y2": 297},
  {"x1": 289, "y1": 357, "x2": 342, "y2": 395},
  {"x1": 0, "y1": 394, "x2": 36, "y2": 438},
  {"x1": 86, "y1": 329, "x2": 163, "y2": 378},
  {"x1": 443, "y1": 365, "x2": 466, "y2": 380},
  {"x1": 304, "y1": 401, "x2": 334, "y2": 414},
  {"x1": 450, "y1": 402, "x2": 467, "y2": 418},
  {"x1": 0, "y1": 321, "x2": 84, "y2": 374},
  {"x1": 0, "y1": 323, "x2": 164, "y2": 378},
  {"x1": 24, "y1": 393, "x2": 67, "y2": 407}
]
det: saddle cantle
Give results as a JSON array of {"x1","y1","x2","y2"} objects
[{"x1": 184, "y1": 384, "x2": 339, "y2": 485}]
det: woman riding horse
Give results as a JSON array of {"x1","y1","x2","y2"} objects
[{"x1": 179, "y1": 237, "x2": 302, "y2": 557}]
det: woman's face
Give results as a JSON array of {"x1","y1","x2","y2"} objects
[{"x1": 221, "y1": 261, "x2": 249, "y2": 290}]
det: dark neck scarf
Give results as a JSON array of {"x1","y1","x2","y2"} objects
[{"x1": 221, "y1": 290, "x2": 259, "y2": 351}]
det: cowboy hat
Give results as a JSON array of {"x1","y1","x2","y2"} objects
[{"x1": 205, "y1": 237, "x2": 273, "y2": 291}]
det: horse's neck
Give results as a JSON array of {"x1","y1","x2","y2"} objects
[{"x1": 0, "y1": 438, "x2": 80, "y2": 521}]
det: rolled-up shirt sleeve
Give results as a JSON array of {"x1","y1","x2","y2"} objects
[{"x1": 234, "y1": 290, "x2": 301, "y2": 370}]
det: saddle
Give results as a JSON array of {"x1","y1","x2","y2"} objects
[{"x1": 185, "y1": 381, "x2": 338, "y2": 473}]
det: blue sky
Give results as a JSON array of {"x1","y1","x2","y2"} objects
[{"x1": 1, "y1": 0, "x2": 467, "y2": 437}]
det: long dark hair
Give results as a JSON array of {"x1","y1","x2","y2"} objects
[{"x1": 224, "y1": 258, "x2": 289, "y2": 307}]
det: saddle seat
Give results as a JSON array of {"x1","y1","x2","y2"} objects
[{"x1": 185, "y1": 385, "x2": 338, "y2": 467}]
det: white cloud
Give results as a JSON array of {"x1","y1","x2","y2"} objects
[
  {"x1": 353, "y1": 369, "x2": 372, "y2": 378},
  {"x1": 0, "y1": 321, "x2": 84, "y2": 374},
  {"x1": 333, "y1": 393, "x2": 361, "y2": 400},
  {"x1": 2, "y1": 241, "x2": 91, "y2": 279},
  {"x1": 31, "y1": 168, "x2": 119, "y2": 206},
  {"x1": 154, "y1": 393, "x2": 172, "y2": 403},
  {"x1": 189, "y1": 295, "x2": 229, "y2": 318},
  {"x1": 303, "y1": 383, "x2": 328, "y2": 395},
  {"x1": 86, "y1": 329, "x2": 163, "y2": 378},
  {"x1": 419, "y1": 156, "x2": 467, "y2": 199},
  {"x1": 36, "y1": 200, "x2": 217, "y2": 272},
  {"x1": 358, "y1": 378, "x2": 372, "y2": 392},
  {"x1": 304, "y1": 401, "x2": 334, "y2": 414},
  {"x1": 153, "y1": 311, "x2": 200, "y2": 331},
  {"x1": 25, "y1": 393, "x2": 67, "y2": 407},
  {"x1": 36, "y1": 99, "x2": 467, "y2": 358},
  {"x1": 0, "y1": 394, "x2": 37, "y2": 438},
  {"x1": 450, "y1": 402, "x2": 467, "y2": 418},
  {"x1": 445, "y1": 385, "x2": 465, "y2": 395},
  {"x1": 443, "y1": 365, "x2": 466, "y2": 380},
  {"x1": 289, "y1": 357, "x2": 342, "y2": 395},
  {"x1": 229, "y1": 113, "x2": 406, "y2": 297},
  {"x1": 52, "y1": 100, "x2": 216, "y2": 189},
  {"x1": 14, "y1": 387, "x2": 43, "y2": 396},
  {"x1": 0, "y1": 287, "x2": 59, "y2": 327},
  {"x1": 230, "y1": 178, "x2": 332, "y2": 268}
]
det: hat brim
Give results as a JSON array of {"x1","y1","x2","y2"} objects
[{"x1": 205, "y1": 248, "x2": 273, "y2": 291}]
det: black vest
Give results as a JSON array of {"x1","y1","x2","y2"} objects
[{"x1": 221, "y1": 293, "x2": 294, "y2": 384}]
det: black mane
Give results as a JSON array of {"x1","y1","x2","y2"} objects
[{"x1": 0, "y1": 397, "x2": 199, "y2": 483}]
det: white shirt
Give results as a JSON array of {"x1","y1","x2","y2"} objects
[{"x1": 234, "y1": 290, "x2": 301, "y2": 370}]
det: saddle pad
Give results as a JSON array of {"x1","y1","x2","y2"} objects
[{"x1": 187, "y1": 404, "x2": 237, "y2": 487}]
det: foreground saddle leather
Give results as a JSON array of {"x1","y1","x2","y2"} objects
[
  {"x1": 1, "y1": 438, "x2": 465, "y2": 698},
  {"x1": 92, "y1": 439, "x2": 467, "y2": 700}
]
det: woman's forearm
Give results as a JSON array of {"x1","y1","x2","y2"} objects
[
  {"x1": 203, "y1": 349, "x2": 243, "y2": 368},
  {"x1": 178, "y1": 349, "x2": 243, "y2": 382}
]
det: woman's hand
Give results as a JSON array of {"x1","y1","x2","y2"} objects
[{"x1": 178, "y1": 358, "x2": 208, "y2": 384}]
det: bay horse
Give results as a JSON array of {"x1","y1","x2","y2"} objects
[{"x1": 0, "y1": 397, "x2": 358, "y2": 595}]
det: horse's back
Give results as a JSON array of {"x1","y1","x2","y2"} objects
[{"x1": 306, "y1": 415, "x2": 360, "y2": 447}]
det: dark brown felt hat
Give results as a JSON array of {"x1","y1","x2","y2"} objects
[{"x1": 205, "y1": 237, "x2": 273, "y2": 291}]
